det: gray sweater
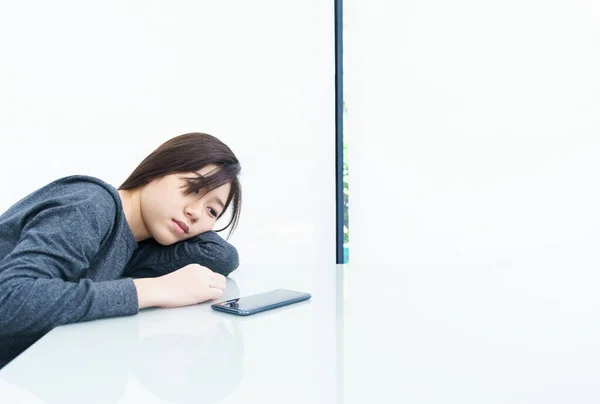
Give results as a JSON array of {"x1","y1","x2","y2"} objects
[{"x1": 0, "y1": 175, "x2": 239, "y2": 368}]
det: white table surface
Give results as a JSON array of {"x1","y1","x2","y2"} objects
[
  {"x1": 0, "y1": 264, "x2": 341, "y2": 404},
  {"x1": 2, "y1": 251, "x2": 600, "y2": 403}
]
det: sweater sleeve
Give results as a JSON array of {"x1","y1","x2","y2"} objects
[
  {"x1": 125, "y1": 231, "x2": 239, "y2": 278},
  {"x1": 0, "y1": 203, "x2": 139, "y2": 338}
]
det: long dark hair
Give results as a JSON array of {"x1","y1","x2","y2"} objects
[{"x1": 119, "y1": 133, "x2": 242, "y2": 236}]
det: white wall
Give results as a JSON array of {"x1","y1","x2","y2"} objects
[
  {"x1": 0, "y1": 1, "x2": 336, "y2": 266},
  {"x1": 344, "y1": 3, "x2": 600, "y2": 402},
  {"x1": 346, "y1": 0, "x2": 600, "y2": 266}
]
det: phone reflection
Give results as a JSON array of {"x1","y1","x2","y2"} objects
[
  {"x1": 225, "y1": 299, "x2": 240, "y2": 309},
  {"x1": 1, "y1": 278, "x2": 244, "y2": 404}
]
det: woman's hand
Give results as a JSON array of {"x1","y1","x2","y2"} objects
[{"x1": 134, "y1": 264, "x2": 226, "y2": 309}]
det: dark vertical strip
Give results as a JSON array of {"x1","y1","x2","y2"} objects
[{"x1": 335, "y1": 0, "x2": 344, "y2": 264}]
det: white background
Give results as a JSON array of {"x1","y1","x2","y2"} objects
[
  {"x1": 346, "y1": 0, "x2": 600, "y2": 266},
  {"x1": 0, "y1": 1, "x2": 336, "y2": 266},
  {"x1": 344, "y1": 1, "x2": 600, "y2": 402}
]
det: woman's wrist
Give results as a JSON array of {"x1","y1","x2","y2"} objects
[{"x1": 133, "y1": 278, "x2": 162, "y2": 309}]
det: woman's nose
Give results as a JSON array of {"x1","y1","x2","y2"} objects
[{"x1": 185, "y1": 205, "x2": 201, "y2": 223}]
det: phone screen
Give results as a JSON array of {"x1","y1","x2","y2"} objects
[{"x1": 215, "y1": 289, "x2": 310, "y2": 312}]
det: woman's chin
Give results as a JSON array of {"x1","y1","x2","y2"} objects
[{"x1": 151, "y1": 230, "x2": 180, "y2": 246}]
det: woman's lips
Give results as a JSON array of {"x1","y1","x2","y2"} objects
[{"x1": 172, "y1": 219, "x2": 189, "y2": 234}]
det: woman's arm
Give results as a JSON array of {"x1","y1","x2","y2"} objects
[
  {"x1": 133, "y1": 263, "x2": 226, "y2": 309},
  {"x1": 125, "y1": 231, "x2": 239, "y2": 278},
  {"x1": 0, "y1": 204, "x2": 138, "y2": 338}
]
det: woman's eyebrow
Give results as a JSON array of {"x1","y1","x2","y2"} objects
[{"x1": 212, "y1": 196, "x2": 225, "y2": 209}]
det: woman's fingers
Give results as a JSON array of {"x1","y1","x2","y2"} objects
[
  {"x1": 207, "y1": 287, "x2": 224, "y2": 300},
  {"x1": 209, "y1": 272, "x2": 227, "y2": 290}
]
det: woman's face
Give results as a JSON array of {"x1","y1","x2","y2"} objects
[{"x1": 140, "y1": 164, "x2": 232, "y2": 245}]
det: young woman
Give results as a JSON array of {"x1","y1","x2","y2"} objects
[{"x1": 0, "y1": 133, "x2": 242, "y2": 368}]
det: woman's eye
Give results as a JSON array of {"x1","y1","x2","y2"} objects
[{"x1": 208, "y1": 208, "x2": 218, "y2": 218}]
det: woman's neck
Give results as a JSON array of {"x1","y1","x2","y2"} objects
[{"x1": 118, "y1": 189, "x2": 150, "y2": 242}]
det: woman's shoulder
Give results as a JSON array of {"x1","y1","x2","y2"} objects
[
  {"x1": 43, "y1": 175, "x2": 121, "y2": 207},
  {"x1": 51, "y1": 174, "x2": 116, "y2": 195},
  {"x1": 16, "y1": 175, "x2": 125, "y2": 228},
  {"x1": 1, "y1": 175, "x2": 126, "y2": 237}
]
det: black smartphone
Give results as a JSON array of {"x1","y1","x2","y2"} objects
[{"x1": 211, "y1": 288, "x2": 311, "y2": 316}]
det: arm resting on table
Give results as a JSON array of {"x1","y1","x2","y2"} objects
[{"x1": 125, "y1": 231, "x2": 239, "y2": 278}]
